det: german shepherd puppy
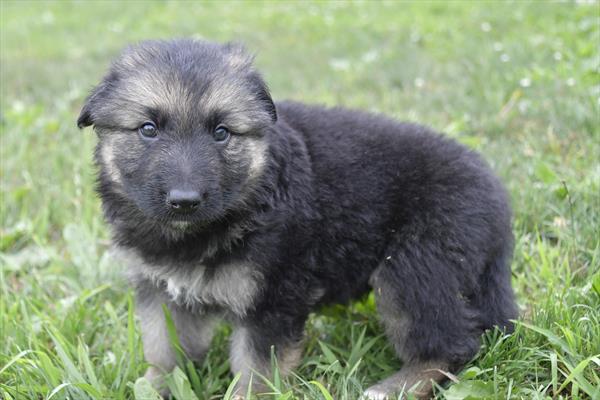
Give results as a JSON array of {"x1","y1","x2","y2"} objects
[{"x1": 78, "y1": 39, "x2": 517, "y2": 399}]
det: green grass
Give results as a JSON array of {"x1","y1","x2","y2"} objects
[{"x1": 1, "y1": 1, "x2": 599, "y2": 399}]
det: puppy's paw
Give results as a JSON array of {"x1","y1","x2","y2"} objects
[
  {"x1": 143, "y1": 367, "x2": 170, "y2": 398},
  {"x1": 362, "y1": 386, "x2": 394, "y2": 400}
]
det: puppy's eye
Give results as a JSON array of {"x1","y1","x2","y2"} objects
[
  {"x1": 139, "y1": 122, "x2": 158, "y2": 139},
  {"x1": 213, "y1": 125, "x2": 230, "y2": 142}
]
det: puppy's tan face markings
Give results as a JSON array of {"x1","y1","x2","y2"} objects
[
  {"x1": 97, "y1": 43, "x2": 270, "y2": 135},
  {"x1": 223, "y1": 135, "x2": 269, "y2": 185},
  {"x1": 107, "y1": 74, "x2": 193, "y2": 129},
  {"x1": 245, "y1": 139, "x2": 268, "y2": 181},
  {"x1": 199, "y1": 77, "x2": 273, "y2": 134},
  {"x1": 82, "y1": 40, "x2": 276, "y2": 226},
  {"x1": 95, "y1": 128, "x2": 150, "y2": 190},
  {"x1": 99, "y1": 135, "x2": 123, "y2": 185}
]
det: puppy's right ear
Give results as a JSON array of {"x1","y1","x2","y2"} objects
[
  {"x1": 77, "y1": 79, "x2": 110, "y2": 129},
  {"x1": 77, "y1": 100, "x2": 93, "y2": 129}
]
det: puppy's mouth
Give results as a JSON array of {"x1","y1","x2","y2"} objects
[
  {"x1": 160, "y1": 203, "x2": 222, "y2": 234},
  {"x1": 159, "y1": 212, "x2": 214, "y2": 235},
  {"x1": 163, "y1": 203, "x2": 217, "y2": 225},
  {"x1": 169, "y1": 219, "x2": 195, "y2": 231}
]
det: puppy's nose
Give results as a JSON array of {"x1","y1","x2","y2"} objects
[{"x1": 166, "y1": 189, "x2": 201, "y2": 214}]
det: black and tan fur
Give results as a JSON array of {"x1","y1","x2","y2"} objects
[{"x1": 78, "y1": 39, "x2": 517, "y2": 399}]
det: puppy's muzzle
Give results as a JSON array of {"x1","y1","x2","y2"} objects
[{"x1": 166, "y1": 189, "x2": 201, "y2": 214}]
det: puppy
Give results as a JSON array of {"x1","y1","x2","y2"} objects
[{"x1": 78, "y1": 39, "x2": 517, "y2": 398}]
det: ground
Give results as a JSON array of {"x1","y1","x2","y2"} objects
[{"x1": 1, "y1": 1, "x2": 599, "y2": 399}]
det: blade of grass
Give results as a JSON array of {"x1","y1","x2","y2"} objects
[{"x1": 309, "y1": 380, "x2": 334, "y2": 400}]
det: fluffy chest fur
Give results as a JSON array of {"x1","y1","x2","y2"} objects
[{"x1": 122, "y1": 248, "x2": 262, "y2": 316}]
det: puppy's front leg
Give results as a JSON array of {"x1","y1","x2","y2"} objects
[
  {"x1": 135, "y1": 281, "x2": 218, "y2": 394},
  {"x1": 229, "y1": 316, "x2": 305, "y2": 397}
]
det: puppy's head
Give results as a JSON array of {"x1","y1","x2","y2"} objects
[{"x1": 78, "y1": 39, "x2": 277, "y2": 232}]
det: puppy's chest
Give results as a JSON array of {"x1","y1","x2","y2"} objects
[{"x1": 128, "y1": 256, "x2": 261, "y2": 316}]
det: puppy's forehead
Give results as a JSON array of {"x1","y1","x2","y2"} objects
[
  {"x1": 118, "y1": 40, "x2": 253, "y2": 72},
  {"x1": 105, "y1": 41, "x2": 270, "y2": 131}
]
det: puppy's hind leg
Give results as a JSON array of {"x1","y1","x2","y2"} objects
[
  {"x1": 363, "y1": 360, "x2": 448, "y2": 399},
  {"x1": 365, "y1": 246, "x2": 481, "y2": 399}
]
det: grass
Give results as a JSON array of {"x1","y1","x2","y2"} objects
[{"x1": 1, "y1": 1, "x2": 599, "y2": 399}]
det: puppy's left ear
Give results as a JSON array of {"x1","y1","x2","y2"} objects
[
  {"x1": 258, "y1": 83, "x2": 277, "y2": 123},
  {"x1": 223, "y1": 42, "x2": 277, "y2": 124},
  {"x1": 249, "y1": 73, "x2": 277, "y2": 123}
]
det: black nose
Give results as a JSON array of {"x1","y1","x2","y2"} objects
[{"x1": 166, "y1": 189, "x2": 201, "y2": 214}]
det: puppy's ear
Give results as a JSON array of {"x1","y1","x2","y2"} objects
[
  {"x1": 257, "y1": 83, "x2": 277, "y2": 123},
  {"x1": 77, "y1": 79, "x2": 110, "y2": 129},
  {"x1": 222, "y1": 41, "x2": 253, "y2": 70},
  {"x1": 249, "y1": 73, "x2": 277, "y2": 123},
  {"x1": 222, "y1": 42, "x2": 277, "y2": 123},
  {"x1": 77, "y1": 100, "x2": 94, "y2": 128}
]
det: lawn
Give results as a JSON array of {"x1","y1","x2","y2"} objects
[{"x1": 1, "y1": 1, "x2": 599, "y2": 399}]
